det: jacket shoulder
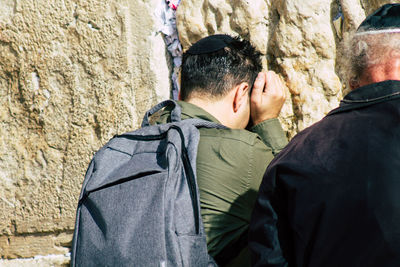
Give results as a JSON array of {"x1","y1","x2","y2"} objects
[{"x1": 199, "y1": 128, "x2": 261, "y2": 146}]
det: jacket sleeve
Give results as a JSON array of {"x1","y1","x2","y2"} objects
[
  {"x1": 248, "y1": 165, "x2": 289, "y2": 267},
  {"x1": 250, "y1": 118, "x2": 288, "y2": 156}
]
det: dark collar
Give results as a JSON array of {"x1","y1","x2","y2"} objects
[
  {"x1": 342, "y1": 80, "x2": 400, "y2": 103},
  {"x1": 328, "y1": 80, "x2": 400, "y2": 115}
]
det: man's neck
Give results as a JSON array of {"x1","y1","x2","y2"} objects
[
  {"x1": 186, "y1": 97, "x2": 233, "y2": 128},
  {"x1": 357, "y1": 58, "x2": 400, "y2": 88}
]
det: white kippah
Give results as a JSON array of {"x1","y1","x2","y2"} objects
[{"x1": 355, "y1": 28, "x2": 400, "y2": 36}]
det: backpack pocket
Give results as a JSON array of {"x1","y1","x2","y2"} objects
[{"x1": 176, "y1": 234, "x2": 211, "y2": 266}]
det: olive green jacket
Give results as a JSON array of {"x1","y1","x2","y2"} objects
[{"x1": 158, "y1": 101, "x2": 287, "y2": 266}]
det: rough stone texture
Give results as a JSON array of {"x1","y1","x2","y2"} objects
[
  {"x1": 177, "y1": 0, "x2": 395, "y2": 136},
  {"x1": 0, "y1": 0, "x2": 170, "y2": 260}
]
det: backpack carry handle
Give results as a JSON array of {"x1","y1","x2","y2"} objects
[{"x1": 141, "y1": 99, "x2": 181, "y2": 127}]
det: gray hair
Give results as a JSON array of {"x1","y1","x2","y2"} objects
[{"x1": 348, "y1": 30, "x2": 400, "y2": 83}]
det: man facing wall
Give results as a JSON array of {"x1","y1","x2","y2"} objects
[{"x1": 158, "y1": 34, "x2": 288, "y2": 266}]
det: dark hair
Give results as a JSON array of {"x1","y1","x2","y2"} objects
[{"x1": 180, "y1": 36, "x2": 262, "y2": 101}]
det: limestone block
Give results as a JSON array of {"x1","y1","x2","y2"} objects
[
  {"x1": 0, "y1": 0, "x2": 171, "y2": 258},
  {"x1": 0, "y1": 232, "x2": 72, "y2": 259}
]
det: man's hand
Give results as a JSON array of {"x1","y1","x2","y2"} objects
[{"x1": 250, "y1": 71, "x2": 286, "y2": 125}]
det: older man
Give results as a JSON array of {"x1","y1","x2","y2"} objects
[{"x1": 249, "y1": 4, "x2": 400, "y2": 267}]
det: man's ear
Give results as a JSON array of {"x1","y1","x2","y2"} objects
[{"x1": 233, "y1": 82, "x2": 250, "y2": 113}]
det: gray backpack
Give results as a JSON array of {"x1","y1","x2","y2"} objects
[{"x1": 70, "y1": 100, "x2": 226, "y2": 267}]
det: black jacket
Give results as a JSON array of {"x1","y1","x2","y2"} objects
[{"x1": 249, "y1": 80, "x2": 400, "y2": 267}]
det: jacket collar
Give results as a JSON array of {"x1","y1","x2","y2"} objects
[
  {"x1": 342, "y1": 80, "x2": 400, "y2": 103},
  {"x1": 328, "y1": 80, "x2": 400, "y2": 115},
  {"x1": 177, "y1": 101, "x2": 221, "y2": 124}
]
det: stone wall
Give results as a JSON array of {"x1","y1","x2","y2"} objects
[
  {"x1": 0, "y1": 0, "x2": 171, "y2": 264},
  {"x1": 0, "y1": 0, "x2": 394, "y2": 265}
]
